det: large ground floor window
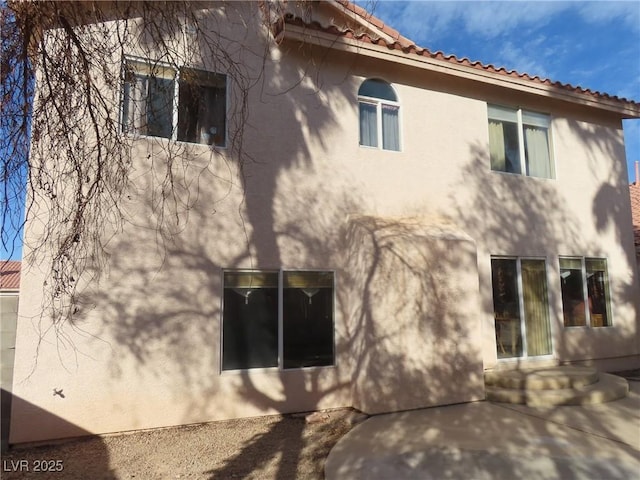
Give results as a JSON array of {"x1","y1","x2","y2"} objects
[
  {"x1": 491, "y1": 257, "x2": 552, "y2": 359},
  {"x1": 560, "y1": 257, "x2": 612, "y2": 328},
  {"x1": 222, "y1": 270, "x2": 334, "y2": 371}
]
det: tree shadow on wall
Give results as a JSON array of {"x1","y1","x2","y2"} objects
[
  {"x1": 206, "y1": 213, "x2": 491, "y2": 479},
  {"x1": 425, "y1": 139, "x2": 640, "y2": 478},
  {"x1": 72, "y1": 10, "x2": 509, "y2": 477},
  {"x1": 28, "y1": 4, "x2": 639, "y2": 479},
  {"x1": 73, "y1": 5, "x2": 358, "y2": 476},
  {"x1": 559, "y1": 116, "x2": 639, "y2": 334},
  {"x1": 452, "y1": 139, "x2": 638, "y2": 363}
]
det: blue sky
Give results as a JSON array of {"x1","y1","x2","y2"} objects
[{"x1": 368, "y1": 0, "x2": 640, "y2": 179}]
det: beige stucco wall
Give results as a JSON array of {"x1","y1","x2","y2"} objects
[
  {"x1": 11, "y1": 3, "x2": 640, "y2": 443},
  {"x1": 346, "y1": 216, "x2": 484, "y2": 415}
]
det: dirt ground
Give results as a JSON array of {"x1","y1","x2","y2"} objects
[
  {"x1": 1, "y1": 408, "x2": 362, "y2": 480},
  {"x1": 5, "y1": 371, "x2": 637, "y2": 479}
]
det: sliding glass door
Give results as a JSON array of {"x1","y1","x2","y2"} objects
[{"x1": 491, "y1": 258, "x2": 552, "y2": 359}]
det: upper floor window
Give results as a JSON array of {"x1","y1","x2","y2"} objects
[
  {"x1": 122, "y1": 60, "x2": 227, "y2": 147},
  {"x1": 488, "y1": 105, "x2": 553, "y2": 178},
  {"x1": 358, "y1": 79, "x2": 400, "y2": 151}
]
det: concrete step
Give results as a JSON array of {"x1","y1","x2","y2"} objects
[
  {"x1": 486, "y1": 373, "x2": 629, "y2": 407},
  {"x1": 484, "y1": 366, "x2": 599, "y2": 391}
]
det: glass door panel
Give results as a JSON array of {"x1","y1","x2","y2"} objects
[
  {"x1": 491, "y1": 258, "x2": 523, "y2": 358},
  {"x1": 491, "y1": 257, "x2": 552, "y2": 359},
  {"x1": 521, "y1": 259, "x2": 552, "y2": 356}
]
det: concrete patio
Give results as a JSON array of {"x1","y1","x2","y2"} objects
[{"x1": 326, "y1": 373, "x2": 640, "y2": 479}]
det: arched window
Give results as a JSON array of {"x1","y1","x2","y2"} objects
[{"x1": 358, "y1": 79, "x2": 400, "y2": 151}]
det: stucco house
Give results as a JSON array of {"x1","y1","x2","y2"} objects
[{"x1": 10, "y1": 1, "x2": 640, "y2": 444}]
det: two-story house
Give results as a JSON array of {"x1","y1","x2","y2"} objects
[{"x1": 10, "y1": 1, "x2": 640, "y2": 444}]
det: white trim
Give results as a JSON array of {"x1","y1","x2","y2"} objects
[
  {"x1": 548, "y1": 114, "x2": 558, "y2": 180},
  {"x1": 559, "y1": 256, "x2": 590, "y2": 328},
  {"x1": 516, "y1": 108, "x2": 526, "y2": 175},
  {"x1": 488, "y1": 104, "x2": 555, "y2": 179},
  {"x1": 558, "y1": 256, "x2": 614, "y2": 328},
  {"x1": 515, "y1": 258, "x2": 528, "y2": 356},
  {"x1": 581, "y1": 258, "x2": 590, "y2": 326},
  {"x1": 120, "y1": 56, "x2": 228, "y2": 148},
  {"x1": 358, "y1": 79, "x2": 402, "y2": 152}
]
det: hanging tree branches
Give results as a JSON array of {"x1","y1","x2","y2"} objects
[{"x1": 1, "y1": 1, "x2": 296, "y2": 330}]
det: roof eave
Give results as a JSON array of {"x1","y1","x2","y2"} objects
[
  {"x1": 281, "y1": 25, "x2": 640, "y2": 119},
  {"x1": 325, "y1": 0, "x2": 415, "y2": 46}
]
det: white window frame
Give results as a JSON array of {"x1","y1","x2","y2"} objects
[
  {"x1": 559, "y1": 256, "x2": 613, "y2": 328},
  {"x1": 220, "y1": 268, "x2": 336, "y2": 373},
  {"x1": 120, "y1": 57, "x2": 228, "y2": 148},
  {"x1": 358, "y1": 80, "x2": 401, "y2": 152},
  {"x1": 491, "y1": 256, "x2": 554, "y2": 361},
  {"x1": 488, "y1": 104, "x2": 555, "y2": 178}
]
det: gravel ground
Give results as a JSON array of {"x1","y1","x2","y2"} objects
[
  {"x1": 1, "y1": 408, "x2": 362, "y2": 480},
  {"x1": 6, "y1": 371, "x2": 635, "y2": 479}
]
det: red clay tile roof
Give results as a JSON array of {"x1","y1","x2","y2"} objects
[
  {"x1": 332, "y1": 0, "x2": 414, "y2": 47},
  {"x1": 0, "y1": 260, "x2": 21, "y2": 291},
  {"x1": 280, "y1": 12, "x2": 639, "y2": 110},
  {"x1": 630, "y1": 183, "x2": 640, "y2": 251}
]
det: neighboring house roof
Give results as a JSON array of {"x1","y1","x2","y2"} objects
[
  {"x1": 276, "y1": 8, "x2": 640, "y2": 118},
  {"x1": 0, "y1": 261, "x2": 21, "y2": 291}
]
